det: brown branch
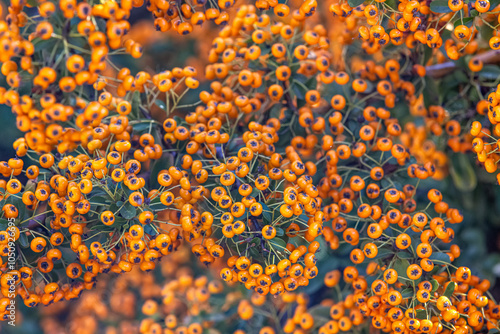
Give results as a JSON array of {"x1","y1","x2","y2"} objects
[{"x1": 425, "y1": 49, "x2": 500, "y2": 78}]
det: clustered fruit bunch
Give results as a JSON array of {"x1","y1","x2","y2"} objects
[{"x1": 0, "y1": 0, "x2": 499, "y2": 333}]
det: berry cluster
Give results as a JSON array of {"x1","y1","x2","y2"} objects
[{"x1": 0, "y1": 1, "x2": 499, "y2": 334}]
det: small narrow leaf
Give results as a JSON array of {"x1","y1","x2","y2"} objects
[
  {"x1": 429, "y1": 252, "x2": 451, "y2": 265},
  {"x1": 431, "y1": 279, "x2": 440, "y2": 292},
  {"x1": 430, "y1": 0, "x2": 452, "y2": 13},
  {"x1": 120, "y1": 202, "x2": 137, "y2": 220},
  {"x1": 443, "y1": 282, "x2": 456, "y2": 298},
  {"x1": 348, "y1": 0, "x2": 365, "y2": 7}
]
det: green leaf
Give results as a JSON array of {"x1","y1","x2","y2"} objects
[
  {"x1": 90, "y1": 195, "x2": 112, "y2": 206},
  {"x1": 119, "y1": 202, "x2": 137, "y2": 220},
  {"x1": 249, "y1": 237, "x2": 260, "y2": 247},
  {"x1": 314, "y1": 237, "x2": 329, "y2": 261},
  {"x1": 396, "y1": 251, "x2": 414, "y2": 259},
  {"x1": 348, "y1": 0, "x2": 365, "y2": 7},
  {"x1": 38, "y1": 168, "x2": 53, "y2": 175},
  {"x1": 108, "y1": 203, "x2": 119, "y2": 214},
  {"x1": 132, "y1": 121, "x2": 155, "y2": 132},
  {"x1": 305, "y1": 76, "x2": 317, "y2": 90},
  {"x1": 90, "y1": 195, "x2": 112, "y2": 214},
  {"x1": 89, "y1": 224, "x2": 114, "y2": 231},
  {"x1": 373, "y1": 248, "x2": 392, "y2": 260},
  {"x1": 401, "y1": 288, "x2": 414, "y2": 299},
  {"x1": 430, "y1": 0, "x2": 452, "y2": 13},
  {"x1": 423, "y1": 46, "x2": 433, "y2": 66},
  {"x1": 290, "y1": 63, "x2": 300, "y2": 73},
  {"x1": 148, "y1": 197, "x2": 166, "y2": 211},
  {"x1": 478, "y1": 64, "x2": 500, "y2": 81},
  {"x1": 173, "y1": 116, "x2": 183, "y2": 125},
  {"x1": 248, "y1": 237, "x2": 262, "y2": 259},
  {"x1": 385, "y1": 0, "x2": 397, "y2": 10},
  {"x1": 0, "y1": 219, "x2": 7, "y2": 231},
  {"x1": 393, "y1": 258, "x2": 410, "y2": 279},
  {"x1": 32, "y1": 37, "x2": 58, "y2": 51},
  {"x1": 453, "y1": 70, "x2": 469, "y2": 84},
  {"x1": 443, "y1": 281, "x2": 456, "y2": 298},
  {"x1": 415, "y1": 309, "x2": 428, "y2": 320},
  {"x1": 144, "y1": 225, "x2": 157, "y2": 236},
  {"x1": 131, "y1": 91, "x2": 141, "y2": 117},
  {"x1": 155, "y1": 99, "x2": 166, "y2": 110},
  {"x1": 480, "y1": 17, "x2": 495, "y2": 41},
  {"x1": 450, "y1": 154, "x2": 477, "y2": 192},
  {"x1": 276, "y1": 227, "x2": 284, "y2": 237},
  {"x1": 8, "y1": 196, "x2": 26, "y2": 222},
  {"x1": 292, "y1": 81, "x2": 306, "y2": 100},
  {"x1": 267, "y1": 238, "x2": 287, "y2": 253},
  {"x1": 19, "y1": 233, "x2": 29, "y2": 248},
  {"x1": 429, "y1": 252, "x2": 451, "y2": 265},
  {"x1": 308, "y1": 306, "x2": 330, "y2": 320},
  {"x1": 454, "y1": 17, "x2": 474, "y2": 28},
  {"x1": 261, "y1": 203, "x2": 272, "y2": 224},
  {"x1": 423, "y1": 75, "x2": 440, "y2": 107},
  {"x1": 431, "y1": 279, "x2": 440, "y2": 292},
  {"x1": 492, "y1": 0, "x2": 500, "y2": 7}
]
